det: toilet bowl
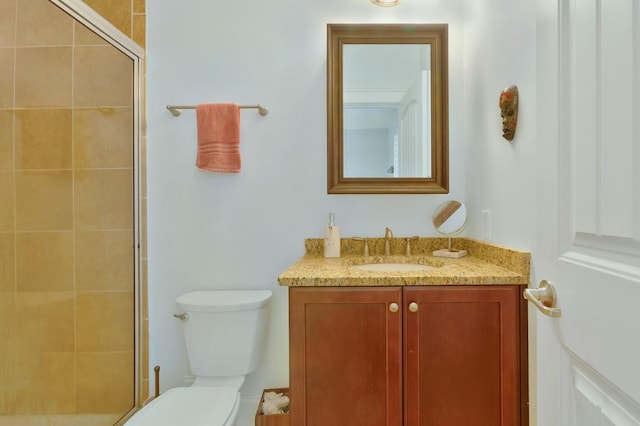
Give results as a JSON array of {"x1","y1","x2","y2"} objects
[
  {"x1": 125, "y1": 387, "x2": 240, "y2": 426},
  {"x1": 125, "y1": 290, "x2": 272, "y2": 426}
]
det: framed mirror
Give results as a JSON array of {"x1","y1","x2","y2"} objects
[{"x1": 327, "y1": 23, "x2": 449, "y2": 194}]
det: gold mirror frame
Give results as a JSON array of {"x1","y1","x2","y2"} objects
[{"x1": 327, "y1": 23, "x2": 449, "y2": 194}]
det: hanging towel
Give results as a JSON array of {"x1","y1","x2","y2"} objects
[{"x1": 195, "y1": 103, "x2": 241, "y2": 172}]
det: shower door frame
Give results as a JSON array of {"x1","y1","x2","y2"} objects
[{"x1": 49, "y1": 0, "x2": 146, "y2": 421}]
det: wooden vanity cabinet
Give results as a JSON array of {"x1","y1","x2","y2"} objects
[
  {"x1": 289, "y1": 285, "x2": 527, "y2": 426},
  {"x1": 403, "y1": 286, "x2": 524, "y2": 425},
  {"x1": 289, "y1": 287, "x2": 403, "y2": 425}
]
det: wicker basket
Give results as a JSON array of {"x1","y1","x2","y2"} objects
[{"x1": 255, "y1": 387, "x2": 290, "y2": 426}]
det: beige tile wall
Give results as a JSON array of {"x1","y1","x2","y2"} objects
[{"x1": 0, "y1": 0, "x2": 147, "y2": 420}]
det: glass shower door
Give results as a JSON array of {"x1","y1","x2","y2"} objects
[{"x1": 0, "y1": 0, "x2": 141, "y2": 424}]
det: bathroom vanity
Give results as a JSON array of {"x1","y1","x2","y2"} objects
[{"x1": 279, "y1": 237, "x2": 530, "y2": 426}]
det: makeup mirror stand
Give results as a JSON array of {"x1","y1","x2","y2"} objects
[{"x1": 432, "y1": 200, "x2": 468, "y2": 258}]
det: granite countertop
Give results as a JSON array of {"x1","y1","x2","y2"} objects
[{"x1": 278, "y1": 237, "x2": 530, "y2": 287}]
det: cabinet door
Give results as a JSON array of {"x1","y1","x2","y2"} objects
[
  {"x1": 404, "y1": 286, "x2": 521, "y2": 426},
  {"x1": 289, "y1": 287, "x2": 403, "y2": 426}
]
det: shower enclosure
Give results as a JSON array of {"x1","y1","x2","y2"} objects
[{"x1": 0, "y1": 0, "x2": 144, "y2": 424}]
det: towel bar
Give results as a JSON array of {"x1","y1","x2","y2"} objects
[{"x1": 166, "y1": 104, "x2": 269, "y2": 117}]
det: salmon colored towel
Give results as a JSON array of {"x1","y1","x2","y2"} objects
[{"x1": 195, "y1": 103, "x2": 241, "y2": 172}]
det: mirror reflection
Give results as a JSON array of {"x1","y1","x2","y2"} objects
[
  {"x1": 343, "y1": 44, "x2": 431, "y2": 178},
  {"x1": 327, "y1": 23, "x2": 449, "y2": 194},
  {"x1": 432, "y1": 200, "x2": 467, "y2": 235}
]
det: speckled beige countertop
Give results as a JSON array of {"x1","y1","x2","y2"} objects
[{"x1": 278, "y1": 237, "x2": 530, "y2": 287}]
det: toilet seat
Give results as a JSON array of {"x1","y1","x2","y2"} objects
[{"x1": 125, "y1": 386, "x2": 239, "y2": 426}]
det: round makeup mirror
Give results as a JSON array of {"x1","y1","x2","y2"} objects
[
  {"x1": 432, "y1": 200, "x2": 467, "y2": 235},
  {"x1": 432, "y1": 200, "x2": 468, "y2": 258}
]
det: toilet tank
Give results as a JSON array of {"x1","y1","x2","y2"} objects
[{"x1": 176, "y1": 290, "x2": 272, "y2": 378}]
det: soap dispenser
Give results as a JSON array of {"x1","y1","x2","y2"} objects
[{"x1": 323, "y1": 212, "x2": 341, "y2": 258}]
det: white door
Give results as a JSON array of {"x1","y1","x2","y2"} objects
[
  {"x1": 535, "y1": 0, "x2": 640, "y2": 425},
  {"x1": 398, "y1": 78, "x2": 421, "y2": 177},
  {"x1": 397, "y1": 69, "x2": 430, "y2": 178}
]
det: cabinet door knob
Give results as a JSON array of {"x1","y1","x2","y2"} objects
[
  {"x1": 389, "y1": 302, "x2": 399, "y2": 313},
  {"x1": 408, "y1": 302, "x2": 418, "y2": 312}
]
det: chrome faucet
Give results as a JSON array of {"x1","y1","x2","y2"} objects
[{"x1": 384, "y1": 227, "x2": 393, "y2": 255}]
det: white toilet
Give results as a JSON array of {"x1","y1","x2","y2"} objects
[{"x1": 126, "y1": 289, "x2": 273, "y2": 426}]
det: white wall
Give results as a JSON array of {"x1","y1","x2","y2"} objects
[
  {"x1": 146, "y1": 0, "x2": 467, "y2": 415},
  {"x1": 461, "y1": 1, "x2": 537, "y2": 424},
  {"x1": 462, "y1": 0, "x2": 537, "y2": 250}
]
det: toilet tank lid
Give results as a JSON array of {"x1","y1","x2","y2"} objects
[{"x1": 176, "y1": 290, "x2": 272, "y2": 312}]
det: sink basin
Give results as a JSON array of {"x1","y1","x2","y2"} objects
[{"x1": 351, "y1": 263, "x2": 434, "y2": 272}]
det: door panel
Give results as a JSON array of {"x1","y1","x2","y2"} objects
[
  {"x1": 289, "y1": 287, "x2": 403, "y2": 426},
  {"x1": 536, "y1": 0, "x2": 640, "y2": 424},
  {"x1": 573, "y1": 360, "x2": 640, "y2": 426},
  {"x1": 404, "y1": 286, "x2": 521, "y2": 426}
]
